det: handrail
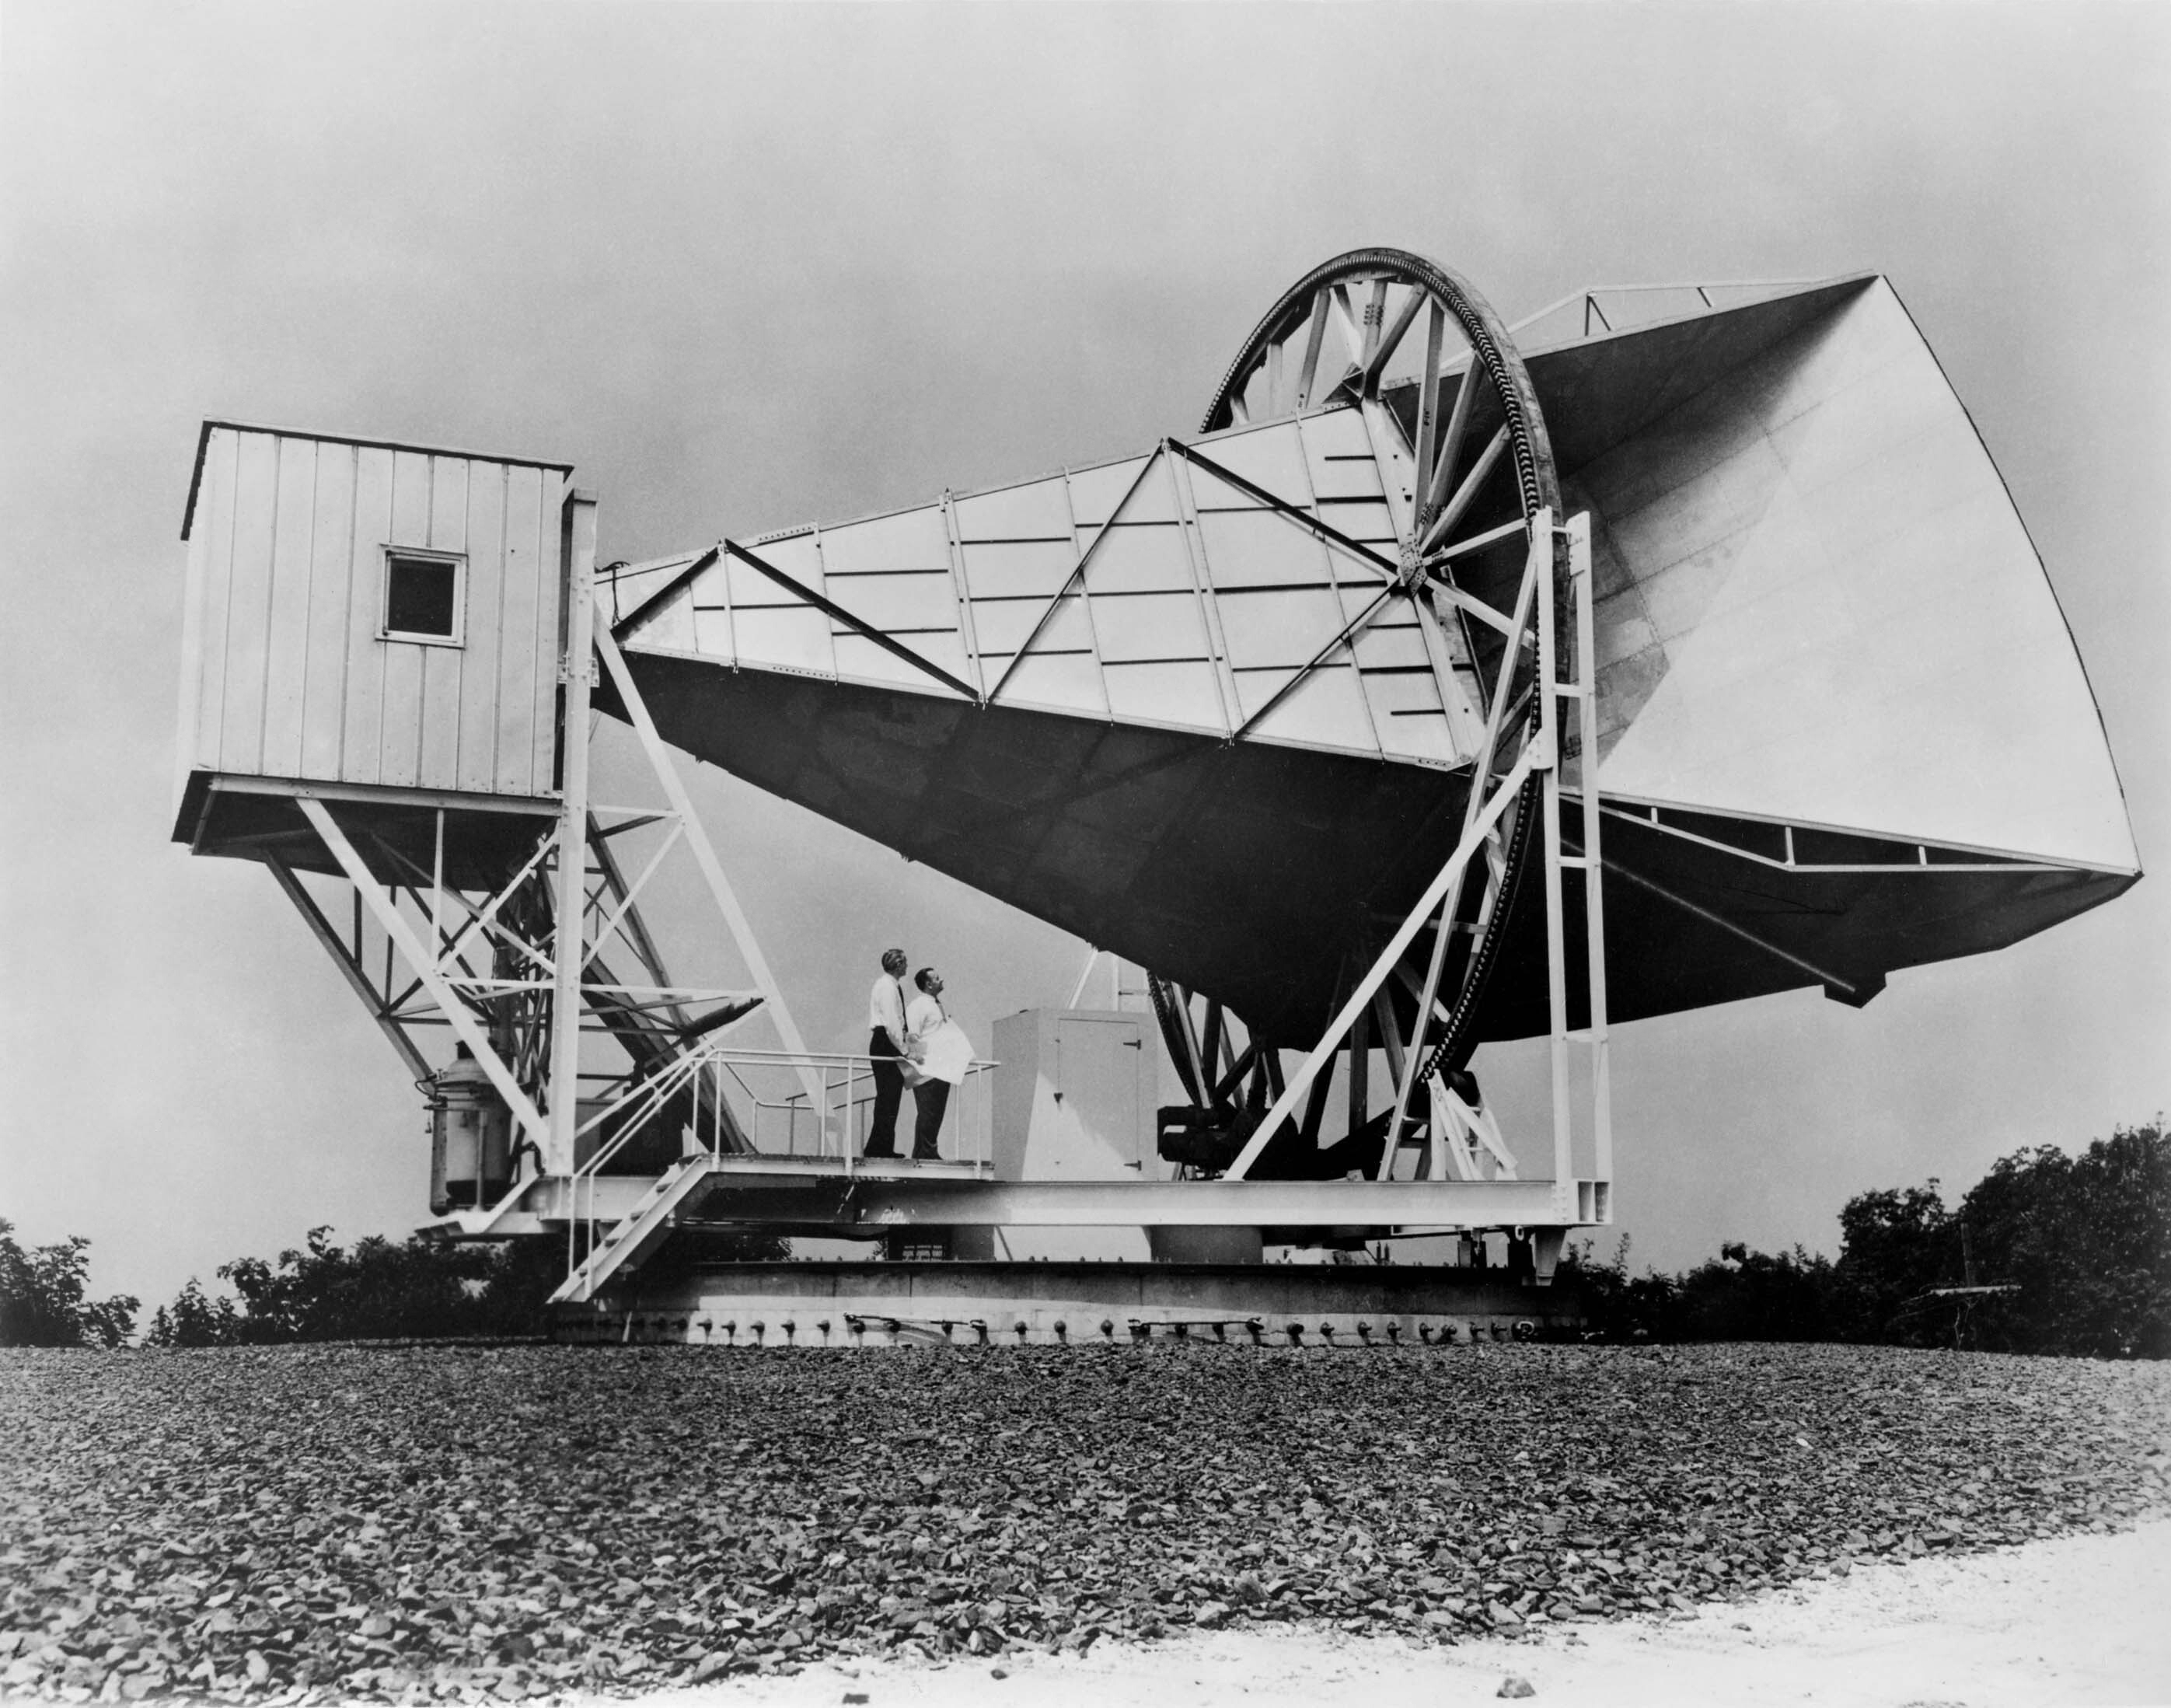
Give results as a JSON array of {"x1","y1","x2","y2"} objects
[{"x1": 562, "y1": 1039, "x2": 1003, "y2": 1276}]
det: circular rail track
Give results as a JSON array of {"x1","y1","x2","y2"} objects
[{"x1": 1169, "y1": 250, "x2": 1567, "y2": 1166}]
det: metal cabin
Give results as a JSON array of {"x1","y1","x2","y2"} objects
[{"x1": 175, "y1": 424, "x2": 572, "y2": 850}]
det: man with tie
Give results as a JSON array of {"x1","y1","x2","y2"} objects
[{"x1": 864, "y1": 947, "x2": 914, "y2": 1160}]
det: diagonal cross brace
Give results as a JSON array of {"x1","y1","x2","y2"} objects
[
  {"x1": 721, "y1": 540, "x2": 980, "y2": 703},
  {"x1": 987, "y1": 447, "x2": 1168, "y2": 705},
  {"x1": 1221, "y1": 742, "x2": 1539, "y2": 1182},
  {"x1": 1167, "y1": 439, "x2": 1403, "y2": 585},
  {"x1": 595, "y1": 627, "x2": 826, "y2": 1117},
  {"x1": 300, "y1": 797, "x2": 552, "y2": 1151}
]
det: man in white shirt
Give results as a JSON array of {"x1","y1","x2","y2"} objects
[
  {"x1": 904, "y1": 967, "x2": 951, "y2": 1161},
  {"x1": 864, "y1": 948, "x2": 913, "y2": 1159}
]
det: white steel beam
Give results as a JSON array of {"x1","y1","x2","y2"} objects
[
  {"x1": 1568, "y1": 512, "x2": 1613, "y2": 1186},
  {"x1": 595, "y1": 625, "x2": 825, "y2": 1116},
  {"x1": 548, "y1": 491, "x2": 599, "y2": 1176},
  {"x1": 833, "y1": 1175, "x2": 1575, "y2": 1228},
  {"x1": 496, "y1": 1171, "x2": 1576, "y2": 1230},
  {"x1": 1377, "y1": 526, "x2": 1547, "y2": 1168},
  {"x1": 1538, "y1": 510, "x2": 1573, "y2": 1192},
  {"x1": 299, "y1": 796, "x2": 550, "y2": 1150},
  {"x1": 265, "y1": 853, "x2": 431, "y2": 1081}
]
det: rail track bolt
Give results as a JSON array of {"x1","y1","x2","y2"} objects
[
  {"x1": 1173, "y1": 1322, "x2": 1189, "y2": 1340},
  {"x1": 1385, "y1": 1321, "x2": 1401, "y2": 1343},
  {"x1": 1053, "y1": 1320, "x2": 1068, "y2": 1343},
  {"x1": 1014, "y1": 1320, "x2": 1029, "y2": 1343},
  {"x1": 816, "y1": 1318, "x2": 832, "y2": 1342},
  {"x1": 1356, "y1": 1322, "x2": 1373, "y2": 1344},
  {"x1": 1286, "y1": 1323, "x2": 1304, "y2": 1345},
  {"x1": 781, "y1": 1320, "x2": 796, "y2": 1345},
  {"x1": 972, "y1": 1320, "x2": 990, "y2": 1346},
  {"x1": 695, "y1": 1317, "x2": 712, "y2": 1341},
  {"x1": 749, "y1": 1320, "x2": 765, "y2": 1343},
  {"x1": 1100, "y1": 1319, "x2": 1115, "y2": 1340},
  {"x1": 1211, "y1": 1323, "x2": 1227, "y2": 1343},
  {"x1": 1318, "y1": 1323, "x2": 1336, "y2": 1344},
  {"x1": 719, "y1": 1320, "x2": 735, "y2": 1343},
  {"x1": 1244, "y1": 1320, "x2": 1263, "y2": 1345}
]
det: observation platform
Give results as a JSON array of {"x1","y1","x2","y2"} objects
[{"x1": 437, "y1": 1156, "x2": 1593, "y2": 1235}]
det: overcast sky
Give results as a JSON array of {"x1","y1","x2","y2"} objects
[{"x1": 2, "y1": 0, "x2": 2165, "y2": 1315}]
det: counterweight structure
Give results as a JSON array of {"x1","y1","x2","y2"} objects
[{"x1": 171, "y1": 250, "x2": 2138, "y2": 1336}]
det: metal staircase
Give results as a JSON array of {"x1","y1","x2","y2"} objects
[{"x1": 549, "y1": 1153, "x2": 721, "y2": 1305}]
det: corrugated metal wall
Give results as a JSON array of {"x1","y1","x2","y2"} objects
[{"x1": 180, "y1": 427, "x2": 565, "y2": 801}]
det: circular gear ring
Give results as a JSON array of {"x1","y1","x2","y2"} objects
[{"x1": 1205, "y1": 248, "x2": 1565, "y2": 1081}]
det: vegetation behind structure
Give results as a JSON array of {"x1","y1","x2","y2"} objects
[{"x1": 4, "y1": 1120, "x2": 2164, "y2": 1357}]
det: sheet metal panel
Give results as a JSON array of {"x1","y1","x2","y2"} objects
[
  {"x1": 258, "y1": 436, "x2": 317, "y2": 778},
  {"x1": 961, "y1": 537, "x2": 1075, "y2": 600},
  {"x1": 218, "y1": 431, "x2": 280, "y2": 777},
  {"x1": 299, "y1": 443, "x2": 358, "y2": 781},
  {"x1": 1104, "y1": 660, "x2": 1227, "y2": 732},
  {"x1": 455, "y1": 459, "x2": 508, "y2": 794},
  {"x1": 1189, "y1": 505, "x2": 1335, "y2": 588},
  {"x1": 376, "y1": 450, "x2": 432, "y2": 788},
  {"x1": 1575, "y1": 279, "x2": 2137, "y2": 871},
  {"x1": 501, "y1": 461, "x2": 556, "y2": 797},
  {"x1": 417, "y1": 455, "x2": 469, "y2": 791},
  {"x1": 187, "y1": 429, "x2": 238, "y2": 778},
  {"x1": 340, "y1": 445, "x2": 396, "y2": 784}
]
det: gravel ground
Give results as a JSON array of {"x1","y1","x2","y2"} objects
[{"x1": 3, "y1": 1342, "x2": 2166, "y2": 1704}]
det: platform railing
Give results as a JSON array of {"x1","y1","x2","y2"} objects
[
  {"x1": 558, "y1": 1039, "x2": 1000, "y2": 1281},
  {"x1": 693, "y1": 1047, "x2": 997, "y2": 1172},
  {"x1": 564, "y1": 1040, "x2": 996, "y2": 1178}
]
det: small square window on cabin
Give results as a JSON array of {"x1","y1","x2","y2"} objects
[{"x1": 382, "y1": 550, "x2": 465, "y2": 644}]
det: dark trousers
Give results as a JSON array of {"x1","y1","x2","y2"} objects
[
  {"x1": 912, "y1": 1077, "x2": 950, "y2": 1160},
  {"x1": 866, "y1": 1029, "x2": 904, "y2": 1158}
]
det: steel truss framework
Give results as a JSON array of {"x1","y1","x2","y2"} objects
[
  {"x1": 574, "y1": 250, "x2": 1617, "y2": 1271},
  {"x1": 237, "y1": 256, "x2": 1620, "y2": 1284},
  {"x1": 1142, "y1": 506, "x2": 1611, "y2": 1259},
  {"x1": 550, "y1": 505, "x2": 1614, "y2": 1287},
  {"x1": 261, "y1": 494, "x2": 822, "y2": 1228},
  {"x1": 1135, "y1": 253, "x2": 1600, "y2": 1228}
]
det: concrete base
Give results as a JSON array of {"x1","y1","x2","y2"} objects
[{"x1": 552, "y1": 1259, "x2": 1582, "y2": 1347}]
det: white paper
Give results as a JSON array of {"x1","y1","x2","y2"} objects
[{"x1": 913, "y1": 1018, "x2": 975, "y2": 1085}]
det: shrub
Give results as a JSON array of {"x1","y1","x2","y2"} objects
[
  {"x1": 145, "y1": 1277, "x2": 241, "y2": 1348},
  {"x1": 148, "y1": 1228, "x2": 563, "y2": 1344},
  {"x1": 1959, "y1": 1119, "x2": 2169, "y2": 1358},
  {"x1": 1831, "y1": 1181, "x2": 1961, "y2": 1345},
  {"x1": 0, "y1": 1218, "x2": 138, "y2": 1348}
]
